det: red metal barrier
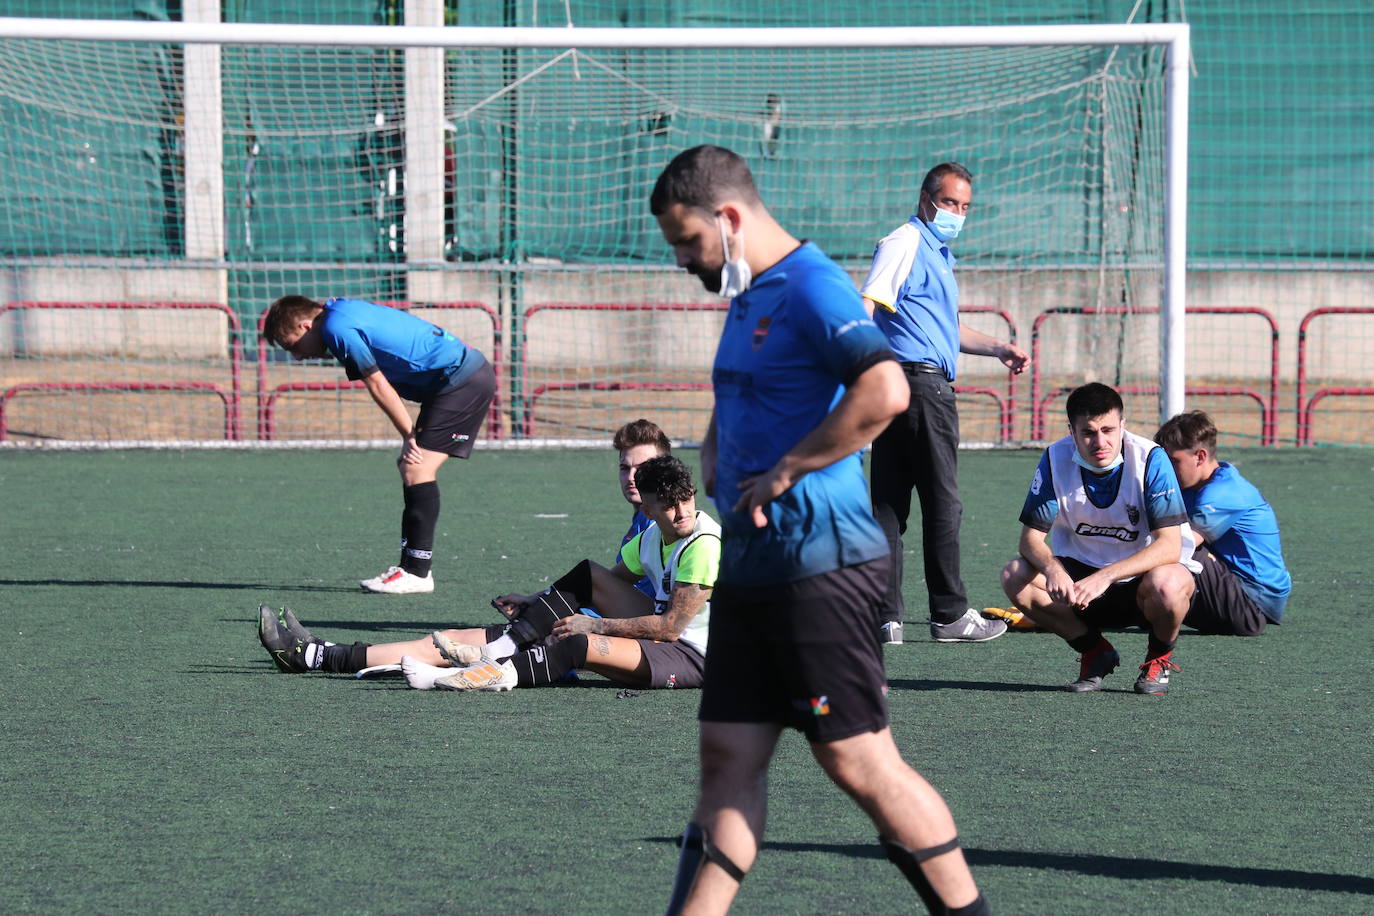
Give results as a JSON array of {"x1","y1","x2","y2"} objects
[
  {"x1": 954, "y1": 305, "x2": 1018, "y2": 443},
  {"x1": 523, "y1": 381, "x2": 711, "y2": 438},
  {"x1": 1030, "y1": 305, "x2": 1279, "y2": 444},
  {"x1": 517, "y1": 302, "x2": 724, "y2": 439},
  {"x1": 256, "y1": 301, "x2": 500, "y2": 441},
  {"x1": 0, "y1": 301, "x2": 243, "y2": 440},
  {"x1": 516, "y1": 302, "x2": 1019, "y2": 442},
  {"x1": 1297, "y1": 307, "x2": 1374, "y2": 446},
  {"x1": 0, "y1": 381, "x2": 234, "y2": 441}
]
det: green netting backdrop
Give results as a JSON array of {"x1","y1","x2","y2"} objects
[{"x1": 0, "y1": 1, "x2": 1369, "y2": 446}]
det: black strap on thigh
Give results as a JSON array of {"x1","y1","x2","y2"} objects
[
  {"x1": 665, "y1": 823, "x2": 747, "y2": 915},
  {"x1": 882, "y1": 835, "x2": 961, "y2": 916}
]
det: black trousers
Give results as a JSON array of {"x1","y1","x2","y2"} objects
[{"x1": 869, "y1": 368, "x2": 967, "y2": 625}]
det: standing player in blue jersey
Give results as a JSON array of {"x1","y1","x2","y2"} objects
[
  {"x1": 262, "y1": 295, "x2": 495, "y2": 594},
  {"x1": 651, "y1": 146, "x2": 988, "y2": 916},
  {"x1": 861, "y1": 163, "x2": 1028, "y2": 645},
  {"x1": 1000, "y1": 383, "x2": 1200, "y2": 695},
  {"x1": 1154, "y1": 411, "x2": 1292, "y2": 635}
]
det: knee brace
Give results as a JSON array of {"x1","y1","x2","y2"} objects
[
  {"x1": 664, "y1": 822, "x2": 747, "y2": 915},
  {"x1": 882, "y1": 836, "x2": 987, "y2": 916}
]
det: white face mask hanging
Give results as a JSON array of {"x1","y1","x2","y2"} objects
[{"x1": 716, "y1": 214, "x2": 752, "y2": 299}]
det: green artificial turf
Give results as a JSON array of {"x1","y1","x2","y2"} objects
[{"x1": 1, "y1": 447, "x2": 1370, "y2": 914}]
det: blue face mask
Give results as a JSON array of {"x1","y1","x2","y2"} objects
[{"x1": 927, "y1": 206, "x2": 965, "y2": 242}]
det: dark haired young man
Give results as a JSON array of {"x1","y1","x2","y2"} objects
[
  {"x1": 1000, "y1": 382, "x2": 1200, "y2": 695},
  {"x1": 259, "y1": 454, "x2": 719, "y2": 693},
  {"x1": 1154, "y1": 410, "x2": 1291, "y2": 636},
  {"x1": 652, "y1": 145, "x2": 987, "y2": 916},
  {"x1": 262, "y1": 295, "x2": 494, "y2": 594}
]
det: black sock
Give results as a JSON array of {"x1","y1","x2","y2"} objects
[
  {"x1": 1068, "y1": 631, "x2": 1105, "y2": 654},
  {"x1": 509, "y1": 634, "x2": 587, "y2": 687},
  {"x1": 321, "y1": 642, "x2": 371, "y2": 674},
  {"x1": 399, "y1": 481, "x2": 440, "y2": 576},
  {"x1": 1146, "y1": 634, "x2": 1176, "y2": 659}
]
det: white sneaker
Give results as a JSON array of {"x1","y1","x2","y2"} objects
[
  {"x1": 401, "y1": 655, "x2": 453, "y2": 690},
  {"x1": 434, "y1": 656, "x2": 517, "y2": 692},
  {"x1": 880, "y1": 621, "x2": 904, "y2": 645},
  {"x1": 359, "y1": 566, "x2": 434, "y2": 594},
  {"x1": 431, "y1": 631, "x2": 483, "y2": 667}
]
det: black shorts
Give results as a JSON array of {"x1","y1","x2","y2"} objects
[
  {"x1": 1057, "y1": 556, "x2": 1148, "y2": 629},
  {"x1": 640, "y1": 639, "x2": 707, "y2": 690},
  {"x1": 1185, "y1": 552, "x2": 1268, "y2": 636},
  {"x1": 698, "y1": 557, "x2": 890, "y2": 744},
  {"x1": 414, "y1": 359, "x2": 496, "y2": 459}
]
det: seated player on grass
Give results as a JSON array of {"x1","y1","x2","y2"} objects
[
  {"x1": 257, "y1": 417, "x2": 670, "y2": 673},
  {"x1": 1154, "y1": 410, "x2": 1292, "y2": 636},
  {"x1": 259, "y1": 455, "x2": 720, "y2": 693},
  {"x1": 999, "y1": 382, "x2": 1201, "y2": 696}
]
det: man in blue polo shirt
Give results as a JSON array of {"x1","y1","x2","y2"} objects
[
  {"x1": 1154, "y1": 410, "x2": 1292, "y2": 635},
  {"x1": 262, "y1": 295, "x2": 495, "y2": 594},
  {"x1": 652, "y1": 145, "x2": 988, "y2": 916},
  {"x1": 861, "y1": 163, "x2": 1029, "y2": 644}
]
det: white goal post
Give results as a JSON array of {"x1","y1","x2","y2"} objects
[{"x1": 0, "y1": 16, "x2": 1189, "y2": 446}]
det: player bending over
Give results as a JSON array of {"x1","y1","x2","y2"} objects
[
  {"x1": 262, "y1": 295, "x2": 495, "y2": 595},
  {"x1": 259, "y1": 455, "x2": 719, "y2": 692},
  {"x1": 1000, "y1": 382, "x2": 1199, "y2": 695},
  {"x1": 1154, "y1": 410, "x2": 1292, "y2": 635}
]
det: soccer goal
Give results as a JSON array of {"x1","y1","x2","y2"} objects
[{"x1": 0, "y1": 15, "x2": 1188, "y2": 447}]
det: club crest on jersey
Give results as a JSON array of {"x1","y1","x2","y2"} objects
[
  {"x1": 751, "y1": 317, "x2": 771, "y2": 350},
  {"x1": 810, "y1": 696, "x2": 830, "y2": 716},
  {"x1": 1126, "y1": 504, "x2": 1140, "y2": 525},
  {"x1": 1031, "y1": 466, "x2": 1044, "y2": 495}
]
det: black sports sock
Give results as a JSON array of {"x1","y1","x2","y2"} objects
[
  {"x1": 399, "y1": 481, "x2": 440, "y2": 576},
  {"x1": 509, "y1": 634, "x2": 588, "y2": 687},
  {"x1": 321, "y1": 642, "x2": 371, "y2": 674},
  {"x1": 1146, "y1": 634, "x2": 1176, "y2": 659},
  {"x1": 1068, "y1": 631, "x2": 1105, "y2": 654}
]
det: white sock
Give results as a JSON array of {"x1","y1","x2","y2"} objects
[{"x1": 485, "y1": 634, "x2": 518, "y2": 660}]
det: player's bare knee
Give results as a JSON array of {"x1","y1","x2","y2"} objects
[{"x1": 1140, "y1": 565, "x2": 1193, "y2": 611}]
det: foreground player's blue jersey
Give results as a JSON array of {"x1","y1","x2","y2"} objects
[
  {"x1": 317, "y1": 297, "x2": 480, "y2": 402},
  {"x1": 711, "y1": 241, "x2": 894, "y2": 586},
  {"x1": 620, "y1": 509, "x2": 655, "y2": 597},
  {"x1": 1186, "y1": 462, "x2": 1292, "y2": 622}
]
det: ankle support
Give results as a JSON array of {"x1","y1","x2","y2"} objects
[
  {"x1": 881, "y1": 836, "x2": 962, "y2": 916},
  {"x1": 665, "y1": 822, "x2": 746, "y2": 915}
]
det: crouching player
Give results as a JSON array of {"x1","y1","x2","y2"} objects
[
  {"x1": 1000, "y1": 383, "x2": 1200, "y2": 695},
  {"x1": 259, "y1": 455, "x2": 720, "y2": 693},
  {"x1": 1154, "y1": 410, "x2": 1292, "y2": 635}
]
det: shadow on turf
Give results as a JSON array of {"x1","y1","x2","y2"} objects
[
  {"x1": 641, "y1": 837, "x2": 1373, "y2": 895},
  {"x1": 0, "y1": 578, "x2": 358, "y2": 593},
  {"x1": 887, "y1": 677, "x2": 1062, "y2": 693}
]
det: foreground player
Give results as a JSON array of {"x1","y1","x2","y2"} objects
[
  {"x1": 1000, "y1": 383, "x2": 1200, "y2": 695},
  {"x1": 652, "y1": 145, "x2": 988, "y2": 915},
  {"x1": 262, "y1": 295, "x2": 495, "y2": 594},
  {"x1": 260, "y1": 455, "x2": 719, "y2": 692},
  {"x1": 1154, "y1": 410, "x2": 1292, "y2": 635}
]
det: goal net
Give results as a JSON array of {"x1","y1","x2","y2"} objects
[{"x1": 0, "y1": 20, "x2": 1186, "y2": 447}]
